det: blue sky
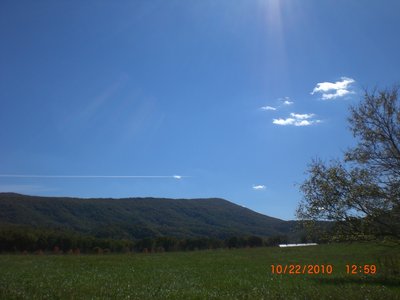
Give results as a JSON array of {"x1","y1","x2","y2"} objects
[{"x1": 1, "y1": 0, "x2": 399, "y2": 220}]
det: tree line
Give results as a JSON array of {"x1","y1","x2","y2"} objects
[{"x1": 0, "y1": 226, "x2": 289, "y2": 254}]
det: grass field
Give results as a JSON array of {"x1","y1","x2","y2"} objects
[{"x1": 0, "y1": 242, "x2": 399, "y2": 299}]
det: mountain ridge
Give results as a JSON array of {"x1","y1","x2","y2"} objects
[{"x1": 0, "y1": 193, "x2": 297, "y2": 240}]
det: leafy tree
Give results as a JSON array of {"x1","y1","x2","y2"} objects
[{"x1": 297, "y1": 86, "x2": 400, "y2": 241}]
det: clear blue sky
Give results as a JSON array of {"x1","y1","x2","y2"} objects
[{"x1": 1, "y1": 0, "x2": 399, "y2": 220}]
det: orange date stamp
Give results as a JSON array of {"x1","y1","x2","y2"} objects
[
  {"x1": 271, "y1": 264, "x2": 334, "y2": 275},
  {"x1": 345, "y1": 264, "x2": 377, "y2": 275},
  {"x1": 270, "y1": 264, "x2": 377, "y2": 275}
]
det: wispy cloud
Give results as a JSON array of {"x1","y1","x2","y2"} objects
[
  {"x1": 311, "y1": 77, "x2": 355, "y2": 100},
  {"x1": 252, "y1": 185, "x2": 266, "y2": 190},
  {"x1": 282, "y1": 97, "x2": 294, "y2": 105},
  {"x1": 260, "y1": 106, "x2": 277, "y2": 111},
  {"x1": 290, "y1": 113, "x2": 314, "y2": 119},
  {"x1": 0, "y1": 174, "x2": 185, "y2": 179},
  {"x1": 273, "y1": 112, "x2": 321, "y2": 127},
  {"x1": 260, "y1": 97, "x2": 293, "y2": 112}
]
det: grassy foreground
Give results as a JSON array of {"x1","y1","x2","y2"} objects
[{"x1": 0, "y1": 243, "x2": 399, "y2": 299}]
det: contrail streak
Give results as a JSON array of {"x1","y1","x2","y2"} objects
[{"x1": 0, "y1": 174, "x2": 186, "y2": 179}]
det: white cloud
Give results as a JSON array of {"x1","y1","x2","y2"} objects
[
  {"x1": 281, "y1": 97, "x2": 294, "y2": 105},
  {"x1": 311, "y1": 77, "x2": 355, "y2": 100},
  {"x1": 320, "y1": 89, "x2": 351, "y2": 100},
  {"x1": 283, "y1": 100, "x2": 294, "y2": 105},
  {"x1": 273, "y1": 112, "x2": 321, "y2": 127},
  {"x1": 253, "y1": 185, "x2": 266, "y2": 190},
  {"x1": 260, "y1": 97, "x2": 293, "y2": 112},
  {"x1": 273, "y1": 118, "x2": 296, "y2": 126},
  {"x1": 173, "y1": 175, "x2": 182, "y2": 179},
  {"x1": 295, "y1": 120, "x2": 320, "y2": 126},
  {"x1": 260, "y1": 106, "x2": 277, "y2": 111},
  {"x1": 290, "y1": 113, "x2": 314, "y2": 119}
]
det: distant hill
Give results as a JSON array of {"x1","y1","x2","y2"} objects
[{"x1": 0, "y1": 193, "x2": 298, "y2": 240}]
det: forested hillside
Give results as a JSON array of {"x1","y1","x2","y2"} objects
[{"x1": 0, "y1": 193, "x2": 296, "y2": 240}]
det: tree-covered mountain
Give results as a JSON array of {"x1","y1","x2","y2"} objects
[{"x1": 0, "y1": 193, "x2": 297, "y2": 240}]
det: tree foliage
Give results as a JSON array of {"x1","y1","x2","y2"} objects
[
  {"x1": 297, "y1": 86, "x2": 400, "y2": 241},
  {"x1": 0, "y1": 225, "x2": 287, "y2": 253}
]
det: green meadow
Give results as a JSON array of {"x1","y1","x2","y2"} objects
[{"x1": 0, "y1": 243, "x2": 399, "y2": 300}]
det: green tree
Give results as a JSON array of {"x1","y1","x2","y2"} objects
[{"x1": 297, "y1": 86, "x2": 400, "y2": 241}]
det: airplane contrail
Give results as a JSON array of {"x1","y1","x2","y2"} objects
[{"x1": 0, "y1": 174, "x2": 186, "y2": 179}]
